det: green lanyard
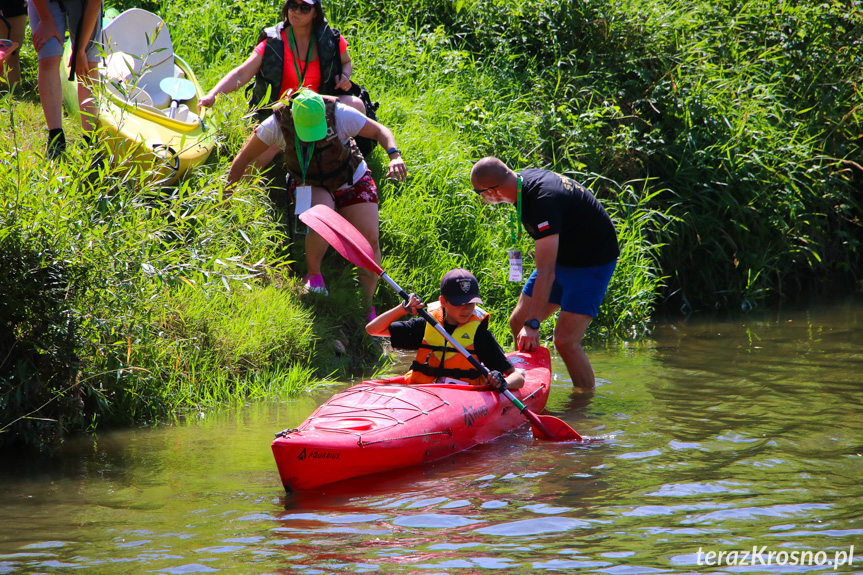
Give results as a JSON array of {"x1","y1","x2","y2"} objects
[
  {"x1": 289, "y1": 29, "x2": 316, "y2": 184},
  {"x1": 509, "y1": 173, "x2": 522, "y2": 243},
  {"x1": 294, "y1": 134, "x2": 315, "y2": 185},
  {"x1": 289, "y1": 28, "x2": 314, "y2": 87}
]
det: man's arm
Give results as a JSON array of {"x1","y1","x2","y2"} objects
[
  {"x1": 78, "y1": 0, "x2": 102, "y2": 51},
  {"x1": 516, "y1": 234, "x2": 559, "y2": 352}
]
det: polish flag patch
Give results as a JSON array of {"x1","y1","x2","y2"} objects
[{"x1": 537, "y1": 221, "x2": 550, "y2": 232}]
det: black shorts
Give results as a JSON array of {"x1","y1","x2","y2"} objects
[{"x1": 0, "y1": 0, "x2": 28, "y2": 19}]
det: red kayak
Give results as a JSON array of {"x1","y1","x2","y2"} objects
[{"x1": 272, "y1": 347, "x2": 552, "y2": 491}]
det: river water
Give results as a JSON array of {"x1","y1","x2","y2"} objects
[{"x1": 1, "y1": 302, "x2": 862, "y2": 574}]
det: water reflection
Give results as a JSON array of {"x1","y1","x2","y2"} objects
[{"x1": 0, "y1": 303, "x2": 861, "y2": 573}]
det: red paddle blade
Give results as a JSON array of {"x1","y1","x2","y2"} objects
[
  {"x1": 524, "y1": 410, "x2": 583, "y2": 442},
  {"x1": 299, "y1": 205, "x2": 383, "y2": 275}
]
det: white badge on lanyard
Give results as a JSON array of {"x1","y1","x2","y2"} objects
[
  {"x1": 508, "y1": 250, "x2": 523, "y2": 282},
  {"x1": 294, "y1": 186, "x2": 312, "y2": 215}
]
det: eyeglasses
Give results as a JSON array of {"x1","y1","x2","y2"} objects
[
  {"x1": 473, "y1": 184, "x2": 500, "y2": 194},
  {"x1": 287, "y1": 1, "x2": 314, "y2": 14}
]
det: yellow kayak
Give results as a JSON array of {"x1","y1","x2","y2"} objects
[{"x1": 61, "y1": 8, "x2": 215, "y2": 184}]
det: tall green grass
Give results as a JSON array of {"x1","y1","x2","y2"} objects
[
  {"x1": 0, "y1": 97, "x2": 332, "y2": 447},
  {"x1": 321, "y1": 0, "x2": 861, "y2": 312}
]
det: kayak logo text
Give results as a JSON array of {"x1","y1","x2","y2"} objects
[
  {"x1": 696, "y1": 546, "x2": 854, "y2": 570},
  {"x1": 463, "y1": 404, "x2": 489, "y2": 427},
  {"x1": 296, "y1": 448, "x2": 341, "y2": 461}
]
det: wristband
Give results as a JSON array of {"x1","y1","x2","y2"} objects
[
  {"x1": 386, "y1": 147, "x2": 400, "y2": 156},
  {"x1": 401, "y1": 300, "x2": 410, "y2": 312}
]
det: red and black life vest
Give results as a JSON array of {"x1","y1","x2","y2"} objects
[{"x1": 248, "y1": 21, "x2": 342, "y2": 122}]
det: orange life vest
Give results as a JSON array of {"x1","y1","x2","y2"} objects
[{"x1": 404, "y1": 302, "x2": 490, "y2": 386}]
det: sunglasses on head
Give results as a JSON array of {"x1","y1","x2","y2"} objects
[
  {"x1": 473, "y1": 184, "x2": 500, "y2": 194},
  {"x1": 287, "y1": 1, "x2": 314, "y2": 13}
]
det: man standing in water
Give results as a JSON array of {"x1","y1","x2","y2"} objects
[{"x1": 470, "y1": 156, "x2": 619, "y2": 389}]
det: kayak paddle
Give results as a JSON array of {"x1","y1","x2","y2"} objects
[
  {"x1": 299, "y1": 204, "x2": 585, "y2": 442},
  {"x1": 159, "y1": 77, "x2": 196, "y2": 119}
]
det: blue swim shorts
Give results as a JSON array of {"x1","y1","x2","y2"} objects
[{"x1": 522, "y1": 260, "x2": 617, "y2": 317}]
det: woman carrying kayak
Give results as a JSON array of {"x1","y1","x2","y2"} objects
[
  {"x1": 199, "y1": 0, "x2": 364, "y2": 170},
  {"x1": 366, "y1": 268, "x2": 525, "y2": 390}
]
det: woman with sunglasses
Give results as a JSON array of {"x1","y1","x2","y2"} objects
[{"x1": 199, "y1": 0, "x2": 363, "y2": 170}]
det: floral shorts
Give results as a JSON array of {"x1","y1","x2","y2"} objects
[{"x1": 289, "y1": 169, "x2": 378, "y2": 209}]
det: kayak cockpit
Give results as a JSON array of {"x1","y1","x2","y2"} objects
[{"x1": 100, "y1": 9, "x2": 206, "y2": 128}]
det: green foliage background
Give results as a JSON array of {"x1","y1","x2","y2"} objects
[{"x1": 2, "y1": 0, "x2": 861, "y2": 449}]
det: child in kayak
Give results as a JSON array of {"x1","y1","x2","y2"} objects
[{"x1": 366, "y1": 268, "x2": 525, "y2": 390}]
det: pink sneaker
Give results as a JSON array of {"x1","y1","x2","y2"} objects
[
  {"x1": 302, "y1": 274, "x2": 328, "y2": 295},
  {"x1": 366, "y1": 305, "x2": 377, "y2": 322}
]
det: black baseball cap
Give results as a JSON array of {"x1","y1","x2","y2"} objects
[{"x1": 440, "y1": 268, "x2": 483, "y2": 306}]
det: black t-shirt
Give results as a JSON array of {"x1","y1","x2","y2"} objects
[
  {"x1": 520, "y1": 168, "x2": 620, "y2": 267},
  {"x1": 389, "y1": 316, "x2": 513, "y2": 374}
]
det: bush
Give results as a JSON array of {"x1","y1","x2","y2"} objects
[{"x1": 0, "y1": 231, "x2": 84, "y2": 449}]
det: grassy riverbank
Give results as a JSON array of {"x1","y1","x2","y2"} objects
[{"x1": 2, "y1": 0, "x2": 860, "y2": 449}]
